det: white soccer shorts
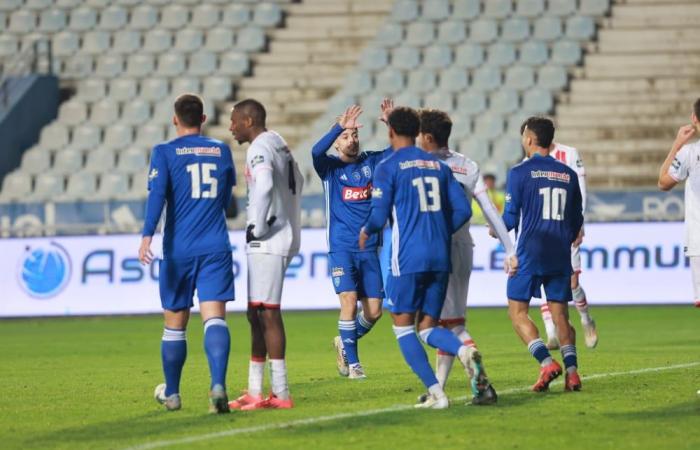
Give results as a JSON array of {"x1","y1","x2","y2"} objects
[
  {"x1": 571, "y1": 244, "x2": 582, "y2": 274},
  {"x1": 691, "y1": 256, "x2": 700, "y2": 302},
  {"x1": 247, "y1": 253, "x2": 290, "y2": 309},
  {"x1": 440, "y1": 243, "x2": 473, "y2": 323}
]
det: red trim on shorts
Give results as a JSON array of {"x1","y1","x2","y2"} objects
[
  {"x1": 439, "y1": 317, "x2": 465, "y2": 327},
  {"x1": 437, "y1": 350, "x2": 452, "y2": 356},
  {"x1": 250, "y1": 356, "x2": 266, "y2": 363}
]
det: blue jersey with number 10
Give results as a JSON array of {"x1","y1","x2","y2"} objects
[
  {"x1": 142, "y1": 134, "x2": 235, "y2": 260},
  {"x1": 503, "y1": 154, "x2": 583, "y2": 276},
  {"x1": 363, "y1": 146, "x2": 471, "y2": 275}
]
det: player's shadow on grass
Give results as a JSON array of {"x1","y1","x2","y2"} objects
[{"x1": 603, "y1": 400, "x2": 698, "y2": 421}]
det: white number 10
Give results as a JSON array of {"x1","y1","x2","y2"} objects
[
  {"x1": 186, "y1": 163, "x2": 218, "y2": 199},
  {"x1": 539, "y1": 187, "x2": 567, "y2": 221}
]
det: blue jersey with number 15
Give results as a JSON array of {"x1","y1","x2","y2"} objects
[{"x1": 142, "y1": 134, "x2": 235, "y2": 260}]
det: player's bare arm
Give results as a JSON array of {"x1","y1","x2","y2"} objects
[{"x1": 658, "y1": 124, "x2": 696, "y2": 191}]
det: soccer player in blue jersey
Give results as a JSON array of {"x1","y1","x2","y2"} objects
[
  {"x1": 503, "y1": 116, "x2": 584, "y2": 392},
  {"x1": 138, "y1": 94, "x2": 236, "y2": 413},
  {"x1": 360, "y1": 107, "x2": 496, "y2": 408},
  {"x1": 312, "y1": 104, "x2": 389, "y2": 379}
]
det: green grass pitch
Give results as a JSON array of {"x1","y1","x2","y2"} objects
[{"x1": 1, "y1": 306, "x2": 698, "y2": 450}]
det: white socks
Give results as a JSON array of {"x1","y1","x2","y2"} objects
[
  {"x1": 270, "y1": 359, "x2": 289, "y2": 400},
  {"x1": 572, "y1": 285, "x2": 592, "y2": 324},
  {"x1": 436, "y1": 352, "x2": 455, "y2": 388},
  {"x1": 248, "y1": 359, "x2": 265, "y2": 397},
  {"x1": 540, "y1": 304, "x2": 558, "y2": 340}
]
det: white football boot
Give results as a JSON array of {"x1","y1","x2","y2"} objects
[
  {"x1": 414, "y1": 393, "x2": 449, "y2": 409},
  {"x1": 333, "y1": 336, "x2": 350, "y2": 377},
  {"x1": 583, "y1": 319, "x2": 598, "y2": 348},
  {"x1": 348, "y1": 363, "x2": 367, "y2": 380},
  {"x1": 154, "y1": 383, "x2": 181, "y2": 411}
]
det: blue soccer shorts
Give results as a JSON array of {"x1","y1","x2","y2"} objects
[
  {"x1": 328, "y1": 251, "x2": 384, "y2": 299},
  {"x1": 387, "y1": 271, "x2": 449, "y2": 319},
  {"x1": 159, "y1": 251, "x2": 235, "y2": 311},
  {"x1": 507, "y1": 273, "x2": 572, "y2": 303}
]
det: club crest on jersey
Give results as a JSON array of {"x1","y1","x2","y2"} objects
[
  {"x1": 362, "y1": 166, "x2": 371, "y2": 178},
  {"x1": 352, "y1": 171, "x2": 361, "y2": 181},
  {"x1": 332, "y1": 267, "x2": 344, "y2": 278},
  {"x1": 342, "y1": 185, "x2": 371, "y2": 201},
  {"x1": 148, "y1": 168, "x2": 158, "y2": 180}
]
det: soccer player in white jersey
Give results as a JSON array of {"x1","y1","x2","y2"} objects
[
  {"x1": 416, "y1": 109, "x2": 516, "y2": 398},
  {"x1": 658, "y1": 98, "x2": 700, "y2": 309},
  {"x1": 227, "y1": 99, "x2": 304, "y2": 410}
]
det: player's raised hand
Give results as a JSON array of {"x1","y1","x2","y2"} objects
[
  {"x1": 379, "y1": 98, "x2": 394, "y2": 124},
  {"x1": 504, "y1": 253, "x2": 518, "y2": 277},
  {"x1": 674, "y1": 124, "x2": 696, "y2": 150},
  {"x1": 337, "y1": 105, "x2": 363, "y2": 130},
  {"x1": 138, "y1": 236, "x2": 154, "y2": 265},
  {"x1": 358, "y1": 227, "x2": 369, "y2": 250}
]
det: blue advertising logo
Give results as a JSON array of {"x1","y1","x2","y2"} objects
[{"x1": 17, "y1": 242, "x2": 72, "y2": 299}]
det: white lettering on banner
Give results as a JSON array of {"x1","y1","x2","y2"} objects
[{"x1": 0, "y1": 223, "x2": 693, "y2": 317}]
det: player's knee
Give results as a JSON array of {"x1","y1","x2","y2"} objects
[
  {"x1": 246, "y1": 306, "x2": 260, "y2": 324},
  {"x1": 364, "y1": 303, "x2": 383, "y2": 322}
]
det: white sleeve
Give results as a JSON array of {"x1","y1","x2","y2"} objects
[
  {"x1": 571, "y1": 149, "x2": 587, "y2": 212},
  {"x1": 475, "y1": 189, "x2": 515, "y2": 255},
  {"x1": 668, "y1": 145, "x2": 691, "y2": 182},
  {"x1": 248, "y1": 143, "x2": 274, "y2": 236}
]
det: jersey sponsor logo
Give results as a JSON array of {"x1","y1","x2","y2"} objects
[
  {"x1": 362, "y1": 166, "x2": 372, "y2": 178},
  {"x1": 250, "y1": 154, "x2": 265, "y2": 168},
  {"x1": 450, "y1": 165, "x2": 468, "y2": 175},
  {"x1": 342, "y1": 184, "x2": 372, "y2": 202},
  {"x1": 530, "y1": 170, "x2": 571, "y2": 183},
  {"x1": 148, "y1": 168, "x2": 158, "y2": 180},
  {"x1": 175, "y1": 147, "x2": 222, "y2": 157},
  {"x1": 672, "y1": 158, "x2": 681, "y2": 170},
  {"x1": 399, "y1": 159, "x2": 441, "y2": 171}
]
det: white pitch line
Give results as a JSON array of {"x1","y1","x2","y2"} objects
[{"x1": 126, "y1": 361, "x2": 699, "y2": 450}]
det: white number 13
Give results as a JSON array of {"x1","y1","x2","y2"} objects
[
  {"x1": 412, "y1": 176, "x2": 441, "y2": 212},
  {"x1": 186, "y1": 163, "x2": 218, "y2": 199}
]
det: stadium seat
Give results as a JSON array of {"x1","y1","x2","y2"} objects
[
  {"x1": 253, "y1": 3, "x2": 282, "y2": 27},
  {"x1": 63, "y1": 54, "x2": 94, "y2": 79},
  {"x1": 537, "y1": 65, "x2": 568, "y2": 90},
  {"x1": 172, "y1": 77, "x2": 201, "y2": 95},
  {"x1": 30, "y1": 173, "x2": 65, "y2": 200},
  {"x1": 452, "y1": 0, "x2": 479, "y2": 20},
  {"x1": 77, "y1": 79, "x2": 107, "y2": 103},
  {"x1": 547, "y1": 0, "x2": 576, "y2": 17},
  {"x1": 454, "y1": 42, "x2": 484, "y2": 69},
  {"x1": 534, "y1": 17, "x2": 563, "y2": 41},
  {"x1": 188, "y1": 51, "x2": 217, "y2": 76},
  {"x1": 374, "y1": 68, "x2": 404, "y2": 95},
  {"x1": 96, "y1": 172, "x2": 129, "y2": 199},
  {"x1": 68, "y1": 7, "x2": 96, "y2": 32},
  {"x1": 175, "y1": 28, "x2": 204, "y2": 53},
  {"x1": 63, "y1": 172, "x2": 98, "y2": 200},
  {"x1": 140, "y1": 78, "x2": 168, "y2": 102},
  {"x1": 21, "y1": 147, "x2": 51, "y2": 175},
  {"x1": 135, "y1": 123, "x2": 165, "y2": 146},
  {"x1": 0, "y1": 35, "x2": 17, "y2": 58},
  {"x1": 483, "y1": 0, "x2": 512, "y2": 19},
  {"x1": 394, "y1": 91, "x2": 422, "y2": 109},
  {"x1": 374, "y1": 23, "x2": 403, "y2": 48},
  {"x1": 469, "y1": 19, "x2": 498, "y2": 44},
  {"x1": 405, "y1": 22, "x2": 434, "y2": 47},
  {"x1": 72, "y1": 124, "x2": 101, "y2": 151},
  {"x1": 58, "y1": 100, "x2": 87, "y2": 126},
  {"x1": 202, "y1": 76, "x2": 232, "y2": 101},
  {"x1": 580, "y1": 0, "x2": 610, "y2": 16},
  {"x1": 109, "y1": 78, "x2": 137, "y2": 102},
  {"x1": 55, "y1": 0, "x2": 81, "y2": 8},
  {"x1": 0, "y1": 0, "x2": 22, "y2": 11},
  {"x1": 423, "y1": 44, "x2": 452, "y2": 69},
  {"x1": 84, "y1": 149, "x2": 115, "y2": 174},
  {"x1": 0, "y1": 172, "x2": 32, "y2": 202},
  {"x1": 504, "y1": 65, "x2": 535, "y2": 91},
  {"x1": 126, "y1": 54, "x2": 155, "y2": 78},
  {"x1": 98, "y1": 5, "x2": 127, "y2": 31},
  {"x1": 81, "y1": 31, "x2": 110, "y2": 55},
  {"x1": 490, "y1": 89, "x2": 519, "y2": 115},
  {"x1": 9, "y1": 10, "x2": 36, "y2": 33},
  {"x1": 492, "y1": 136, "x2": 522, "y2": 163},
  {"x1": 128, "y1": 172, "x2": 148, "y2": 199},
  {"x1": 113, "y1": 30, "x2": 141, "y2": 54},
  {"x1": 566, "y1": 16, "x2": 596, "y2": 41},
  {"x1": 471, "y1": 65, "x2": 502, "y2": 92},
  {"x1": 437, "y1": 21, "x2": 467, "y2": 46},
  {"x1": 439, "y1": 67, "x2": 468, "y2": 92},
  {"x1": 390, "y1": 0, "x2": 418, "y2": 23},
  {"x1": 116, "y1": 147, "x2": 147, "y2": 173},
  {"x1": 104, "y1": 123, "x2": 133, "y2": 150},
  {"x1": 345, "y1": 71, "x2": 373, "y2": 95},
  {"x1": 359, "y1": 47, "x2": 388, "y2": 72},
  {"x1": 391, "y1": 46, "x2": 420, "y2": 71},
  {"x1": 359, "y1": 93, "x2": 385, "y2": 116},
  {"x1": 39, "y1": 123, "x2": 69, "y2": 151},
  {"x1": 205, "y1": 27, "x2": 235, "y2": 52},
  {"x1": 222, "y1": 4, "x2": 250, "y2": 28},
  {"x1": 474, "y1": 113, "x2": 504, "y2": 140},
  {"x1": 148, "y1": 105, "x2": 171, "y2": 128},
  {"x1": 218, "y1": 51, "x2": 249, "y2": 76},
  {"x1": 38, "y1": 9, "x2": 66, "y2": 33},
  {"x1": 551, "y1": 40, "x2": 582, "y2": 65},
  {"x1": 515, "y1": 0, "x2": 544, "y2": 18},
  {"x1": 519, "y1": 40, "x2": 549, "y2": 66},
  {"x1": 121, "y1": 99, "x2": 151, "y2": 126},
  {"x1": 52, "y1": 31, "x2": 79, "y2": 57},
  {"x1": 95, "y1": 54, "x2": 124, "y2": 78},
  {"x1": 160, "y1": 5, "x2": 188, "y2": 30},
  {"x1": 506, "y1": 111, "x2": 530, "y2": 135},
  {"x1": 487, "y1": 42, "x2": 516, "y2": 68},
  {"x1": 422, "y1": 0, "x2": 450, "y2": 21},
  {"x1": 52, "y1": 150, "x2": 83, "y2": 174},
  {"x1": 522, "y1": 88, "x2": 554, "y2": 113},
  {"x1": 143, "y1": 29, "x2": 172, "y2": 54},
  {"x1": 459, "y1": 136, "x2": 490, "y2": 162},
  {"x1": 129, "y1": 5, "x2": 158, "y2": 30},
  {"x1": 407, "y1": 69, "x2": 436, "y2": 94},
  {"x1": 192, "y1": 4, "x2": 220, "y2": 29},
  {"x1": 500, "y1": 17, "x2": 530, "y2": 43},
  {"x1": 157, "y1": 53, "x2": 185, "y2": 77},
  {"x1": 114, "y1": 0, "x2": 141, "y2": 6},
  {"x1": 90, "y1": 99, "x2": 120, "y2": 126},
  {"x1": 237, "y1": 27, "x2": 266, "y2": 52},
  {"x1": 457, "y1": 90, "x2": 487, "y2": 116},
  {"x1": 447, "y1": 114, "x2": 471, "y2": 141}
]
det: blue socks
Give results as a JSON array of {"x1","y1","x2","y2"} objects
[
  {"x1": 393, "y1": 325, "x2": 439, "y2": 389},
  {"x1": 356, "y1": 312, "x2": 375, "y2": 339},
  {"x1": 561, "y1": 344, "x2": 578, "y2": 373},
  {"x1": 203, "y1": 317, "x2": 230, "y2": 390},
  {"x1": 338, "y1": 320, "x2": 359, "y2": 365},
  {"x1": 528, "y1": 338, "x2": 553, "y2": 367},
  {"x1": 419, "y1": 327, "x2": 463, "y2": 356},
  {"x1": 161, "y1": 328, "x2": 187, "y2": 396}
]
